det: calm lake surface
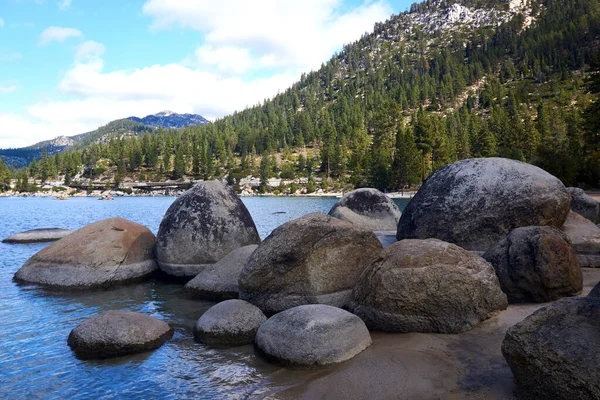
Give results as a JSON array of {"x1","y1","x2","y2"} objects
[{"x1": 0, "y1": 196, "x2": 409, "y2": 399}]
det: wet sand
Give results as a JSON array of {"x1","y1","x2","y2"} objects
[{"x1": 256, "y1": 268, "x2": 600, "y2": 400}]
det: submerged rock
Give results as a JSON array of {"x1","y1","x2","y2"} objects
[
  {"x1": 68, "y1": 310, "x2": 173, "y2": 359},
  {"x1": 483, "y1": 226, "x2": 582, "y2": 303},
  {"x1": 566, "y1": 187, "x2": 599, "y2": 223},
  {"x1": 185, "y1": 245, "x2": 257, "y2": 300},
  {"x1": 193, "y1": 300, "x2": 266, "y2": 346},
  {"x1": 349, "y1": 239, "x2": 507, "y2": 333},
  {"x1": 2, "y1": 228, "x2": 73, "y2": 244},
  {"x1": 397, "y1": 158, "x2": 571, "y2": 251},
  {"x1": 328, "y1": 188, "x2": 401, "y2": 231},
  {"x1": 502, "y1": 297, "x2": 600, "y2": 400},
  {"x1": 255, "y1": 304, "x2": 371, "y2": 368},
  {"x1": 14, "y1": 217, "x2": 157, "y2": 289},
  {"x1": 239, "y1": 213, "x2": 382, "y2": 314},
  {"x1": 155, "y1": 181, "x2": 261, "y2": 279},
  {"x1": 561, "y1": 211, "x2": 600, "y2": 267}
]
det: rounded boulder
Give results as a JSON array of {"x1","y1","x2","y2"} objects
[
  {"x1": 193, "y1": 299, "x2": 266, "y2": 346},
  {"x1": 328, "y1": 188, "x2": 401, "y2": 231},
  {"x1": 68, "y1": 310, "x2": 173, "y2": 359},
  {"x1": 238, "y1": 213, "x2": 382, "y2": 314},
  {"x1": 483, "y1": 226, "x2": 582, "y2": 303},
  {"x1": 349, "y1": 239, "x2": 507, "y2": 333},
  {"x1": 502, "y1": 297, "x2": 600, "y2": 400},
  {"x1": 255, "y1": 304, "x2": 372, "y2": 368},
  {"x1": 155, "y1": 181, "x2": 261, "y2": 279},
  {"x1": 560, "y1": 211, "x2": 600, "y2": 267},
  {"x1": 14, "y1": 217, "x2": 157, "y2": 289},
  {"x1": 397, "y1": 158, "x2": 571, "y2": 251},
  {"x1": 566, "y1": 187, "x2": 599, "y2": 223}
]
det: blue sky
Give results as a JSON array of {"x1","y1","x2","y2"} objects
[{"x1": 0, "y1": 0, "x2": 412, "y2": 148}]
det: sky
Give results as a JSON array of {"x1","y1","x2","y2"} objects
[{"x1": 0, "y1": 0, "x2": 412, "y2": 148}]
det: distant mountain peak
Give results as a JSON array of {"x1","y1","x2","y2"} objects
[{"x1": 126, "y1": 111, "x2": 209, "y2": 129}]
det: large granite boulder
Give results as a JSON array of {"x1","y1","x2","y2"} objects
[
  {"x1": 193, "y1": 299, "x2": 266, "y2": 346},
  {"x1": 155, "y1": 181, "x2": 261, "y2": 279},
  {"x1": 566, "y1": 187, "x2": 599, "y2": 223},
  {"x1": 68, "y1": 310, "x2": 173, "y2": 359},
  {"x1": 397, "y1": 158, "x2": 571, "y2": 251},
  {"x1": 561, "y1": 211, "x2": 600, "y2": 267},
  {"x1": 185, "y1": 245, "x2": 257, "y2": 300},
  {"x1": 328, "y1": 188, "x2": 401, "y2": 231},
  {"x1": 3, "y1": 228, "x2": 73, "y2": 243},
  {"x1": 238, "y1": 213, "x2": 382, "y2": 314},
  {"x1": 483, "y1": 226, "x2": 582, "y2": 303},
  {"x1": 255, "y1": 304, "x2": 372, "y2": 368},
  {"x1": 589, "y1": 282, "x2": 600, "y2": 297},
  {"x1": 14, "y1": 218, "x2": 157, "y2": 289},
  {"x1": 349, "y1": 239, "x2": 507, "y2": 333},
  {"x1": 502, "y1": 297, "x2": 600, "y2": 400}
]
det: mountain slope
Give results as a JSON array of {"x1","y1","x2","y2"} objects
[{"x1": 126, "y1": 111, "x2": 209, "y2": 128}]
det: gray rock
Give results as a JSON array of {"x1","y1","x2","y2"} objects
[
  {"x1": 239, "y1": 213, "x2": 382, "y2": 314},
  {"x1": 185, "y1": 245, "x2": 258, "y2": 300},
  {"x1": 349, "y1": 239, "x2": 507, "y2": 333},
  {"x1": 483, "y1": 226, "x2": 582, "y2": 303},
  {"x1": 2, "y1": 228, "x2": 73, "y2": 243},
  {"x1": 373, "y1": 230, "x2": 397, "y2": 248},
  {"x1": 155, "y1": 181, "x2": 261, "y2": 279},
  {"x1": 329, "y1": 188, "x2": 401, "y2": 231},
  {"x1": 589, "y1": 282, "x2": 600, "y2": 298},
  {"x1": 397, "y1": 158, "x2": 571, "y2": 251},
  {"x1": 193, "y1": 299, "x2": 266, "y2": 346},
  {"x1": 14, "y1": 218, "x2": 157, "y2": 289},
  {"x1": 255, "y1": 304, "x2": 372, "y2": 368},
  {"x1": 502, "y1": 297, "x2": 600, "y2": 400},
  {"x1": 68, "y1": 310, "x2": 173, "y2": 359},
  {"x1": 566, "y1": 187, "x2": 599, "y2": 223},
  {"x1": 561, "y1": 211, "x2": 600, "y2": 267}
]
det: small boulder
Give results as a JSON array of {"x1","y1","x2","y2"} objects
[
  {"x1": 328, "y1": 188, "x2": 401, "y2": 231},
  {"x1": 589, "y1": 282, "x2": 600, "y2": 298},
  {"x1": 193, "y1": 299, "x2": 266, "y2": 346},
  {"x1": 68, "y1": 310, "x2": 173, "y2": 359},
  {"x1": 239, "y1": 213, "x2": 382, "y2": 314},
  {"x1": 397, "y1": 158, "x2": 571, "y2": 251},
  {"x1": 566, "y1": 187, "x2": 599, "y2": 223},
  {"x1": 255, "y1": 304, "x2": 371, "y2": 368},
  {"x1": 14, "y1": 218, "x2": 157, "y2": 289},
  {"x1": 185, "y1": 245, "x2": 258, "y2": 300},
  {"x1": 349, "y1": 239, "x2": 507, "y2": 333},
  {"x1": 561, "y1": 211, "x2": 600, "y2": 267},
  {"x1": 3, "y1": 228, "x2": 73, "y2": 243},
  {"x1": 155, "y1": 181, "x2": 261, "y2": 279},
  {"x1": 502, "y1": 297, "x2": 600, "y2": 400},
  {"x1": 483, "y1": 226, "x2": 582, "y2": 303}
]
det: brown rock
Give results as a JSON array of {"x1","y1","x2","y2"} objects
[{"x1": 561, "y1": 211, "x2": 600, "y2": 267}]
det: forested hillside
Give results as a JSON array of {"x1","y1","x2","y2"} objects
[{"x1": 5, "y1": 0, "x2": 600, "y2": 192}]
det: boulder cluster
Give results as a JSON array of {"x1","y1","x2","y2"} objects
[{"x1": 11, "y1": 160, "x2": 600, "y2": 391}]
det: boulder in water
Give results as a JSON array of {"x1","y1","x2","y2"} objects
[
  {"x1": 502, "y1": 297, "x2": 600, "y2": 400},
  {"x1": 483, "y1": 226, "x2": 582, "y2": 303},
  {"x1": 397, "y1": 158, "x2": 571, "y2": 251},
  {"x1": 14, "y1": 217, "x2": 157, "y2": 289},
  {"x1": 155, "y1": 181, "x2": 261, "y2": 279},
  {"x1": 255, "y1": 304, "x2": 371, "y2": 367},
  {"x1": 349, "y1": 239, "x2": 507, "y2": 333},
  {"x1": 185, "y1": 245, "x2": 257, "y2": 300},
  {"x1": 328, "y1": 188, "x2": 401, "y2": 231},
  {"x1": 239, "y1": 213, "x2": 382, "y2": 314},
  {"x1": 68, "y1": 310, "x2": 173, "y2": 359},
  {"x1": 193, "y1": 300, "x2": 266, "y2": 346},
  {"x1": 3, "y1": 228, "x2": 73, "y2": 244}
]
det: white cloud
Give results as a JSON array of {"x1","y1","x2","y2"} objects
[
  {"x1": 58, "y1": 0, "x2": 72, "y2": 11},
  {"x1": 0, "y1": 53, "x2": 23, "y2": 62},
  {"x1": 39, "y1": 26, "x2": 82, "y2": 45},
  {"x1": 0, "y1": 113, "x2": 90, "y2": 148},
  {"x1": 0, "y1": 85, "x2": 17, "y2": 94},
  {"x1": 0, "y1": 17, "x2": 4, "y2": 28},
  {"x1": 74, "y1": 40, "x2": 104, "y2": 62}
]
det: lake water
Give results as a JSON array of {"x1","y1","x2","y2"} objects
[{"x1": 0, "y1": 196, "x2": 409, "y2": 399}]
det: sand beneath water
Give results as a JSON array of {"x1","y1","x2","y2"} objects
[{"x1": 253, "y1": 268, "x2": 600, "y2": 400}]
